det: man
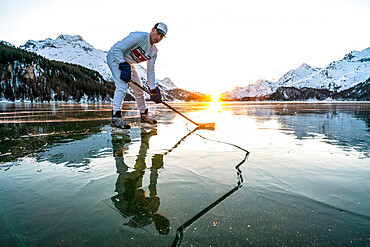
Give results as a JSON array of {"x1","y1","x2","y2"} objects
[{"x1": 107, "y1": 22, "x2": 167, "y2": 129}]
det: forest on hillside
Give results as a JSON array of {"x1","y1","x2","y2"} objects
[{"x1": 0, "y1": 42, "x2": 115, "y2": 102}]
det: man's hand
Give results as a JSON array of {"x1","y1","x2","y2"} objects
[
  {"x1": 118, "y1": 62, "x2": 131, "y2": 82},
  {"x1": 150, "y1": 87, "x2": 162, "y2": 103}
]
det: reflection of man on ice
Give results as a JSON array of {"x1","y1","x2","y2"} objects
[{"x1": 111, "y1": 128, "x2": 170, "y2": 235}]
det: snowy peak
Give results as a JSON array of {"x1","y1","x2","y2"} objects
[
  {"x1": 54, "y1": 35, "x2": 95, "y2": 52},
  {"x1": 158, "y1": 77, "x2": 177, "y2": 90},
  {"x1": 272, "y1": 47, "x2": 370, "y2": 91},
  {"x1": 274, "y1": 63, "x2": 319, "y2": 89},
  {"x1": 22, "y1": 34, "x2": 93, "y2": 51},
  {"x1": 0, "y1": 40, "x2": 15, "y2": 47},
  {"x1": 223, "y1": 46, "x2": 370, "y2": 100},
  {"x1": 20, "y1": 34, "x2": 111, "y2": 80},
  {"x1": 221, "y1": 79, "x2": 273, "y2": 99},
  {"x1": 56, "y1": 34, "x2": 85, "y2": 42},
  {"x1": 296, "y1": 63, "x2": 317, "y2": 73},
  {"x1": 342, "y1": 47, "x2": 370, "y2": 62}
]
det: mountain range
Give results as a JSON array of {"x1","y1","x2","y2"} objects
[
  {"x1": 221, "y1": 48, "x2": 370, "y2": 100},
  {"x1": 2, "y1": 34, "x2": 369, "y2": 101}
]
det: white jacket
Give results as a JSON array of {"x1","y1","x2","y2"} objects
[{"x1": 108, "y1": 32, "x2": 158, "y2": 89}]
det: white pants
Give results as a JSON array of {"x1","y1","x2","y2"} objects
[{"x1": 107, "y1": 52, "x2": 147, "y2": 113}]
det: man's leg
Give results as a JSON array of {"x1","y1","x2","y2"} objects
[
  {"x1": 129, "y1": 67, "x2": 157, "y2": 124},
  {"x1": 107, "y1": 53, "x2": 131, "y2": 129},
  {"x1": 129, "y1": 66, "x2": 146, "y2": 113}
]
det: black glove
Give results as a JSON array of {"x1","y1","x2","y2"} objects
[
  {"x1": 118, "y1": 62, "x2": 131, "y2": 82},
  {"x1": 150, "y1": 87, "x2": 162, "y2": 104}
]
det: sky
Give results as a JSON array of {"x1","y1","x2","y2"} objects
[{"x1": 1, "y1": 0, "x2": 370, "y2": 95}]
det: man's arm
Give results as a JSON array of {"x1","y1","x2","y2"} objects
[
  {"x1": 111, "y1": 32, "x2": 140, "y2": 63},
  {"x1": 147, "y1": 53, "x2": 157, "y2": 90}
]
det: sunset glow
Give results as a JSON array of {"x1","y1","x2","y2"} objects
[{"x1": 210, "y1": 94, "x2": 221, "y2": 102}]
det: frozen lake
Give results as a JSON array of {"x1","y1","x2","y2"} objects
[{"x1": 0, "y1": 102, "x2": 369, "y2": 246}]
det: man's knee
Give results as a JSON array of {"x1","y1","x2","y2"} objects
[{"x1": 115, "y1": 81, "x2": 128, "y2": 93}]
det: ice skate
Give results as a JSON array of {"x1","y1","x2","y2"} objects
[
  {"x1": 111, "y1": 110, "x2": 131, "y2": 132},
  {"x1": 140, "y1": 109, "x2": 157, "y2": 125}
]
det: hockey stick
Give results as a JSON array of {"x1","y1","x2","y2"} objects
[{"x1": 129, "y1": 80, "x2": 215, "y2": 130}]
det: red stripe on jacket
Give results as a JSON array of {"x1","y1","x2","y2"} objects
[{"x1": 132, "y1": 49, "x2": 147, "y2": 62}]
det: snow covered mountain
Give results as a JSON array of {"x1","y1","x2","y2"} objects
[
  {"x1": 221, "y1": 79, "x2": 274, "y2": 99},
  {"x1": 0, "y1": 41, "x2": 113, "y2": 102},
  {"x1": 19, "y1": 34, "x2": 178, "y2": 91},
  {"x1": 20, "y1": 35, "x2": 113, "y2": 81},
  {"x1": 0, "y1": 40, "x2": 15, "y2": 47},
  {"x1": 222, "y1": 47, "x2": 370, "y2": 100},
  {"x1": 271, "y1": 63, "x2": 321, "y2": 91}
]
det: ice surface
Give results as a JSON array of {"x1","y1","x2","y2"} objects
[{"x1": 0, "y1": 102, "x2": 369, "y2": 246}]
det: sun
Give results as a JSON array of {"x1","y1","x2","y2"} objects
[
  {"x1": 210, "y1": 93, "x2": 221, "y2": 102},
  {"x1": 208, "y1": 93, "x2": 222, "y2": 113}
]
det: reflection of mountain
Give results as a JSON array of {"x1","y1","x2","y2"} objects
[
  {"x1": 226, "y1": 103, "x2": 369, "y2": 157},
  {"x1": 0, "y1": 103, "x2": 182, "y2": 164},
  {"x1": 0, "y1": 119, "x2": 107, "y2": 163},
  {"x1": 275, "y1": 104, "x2": 369, "y2": 157},
  {"x1": 0, "y1": 104, "x2": 145, "y2": 163},
  {"x1": 35, "y1": 128, "x2": 113, "y2": 168},
  {"x1": 281, "y1": 111, "x2": 367, "y2": 152}
]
